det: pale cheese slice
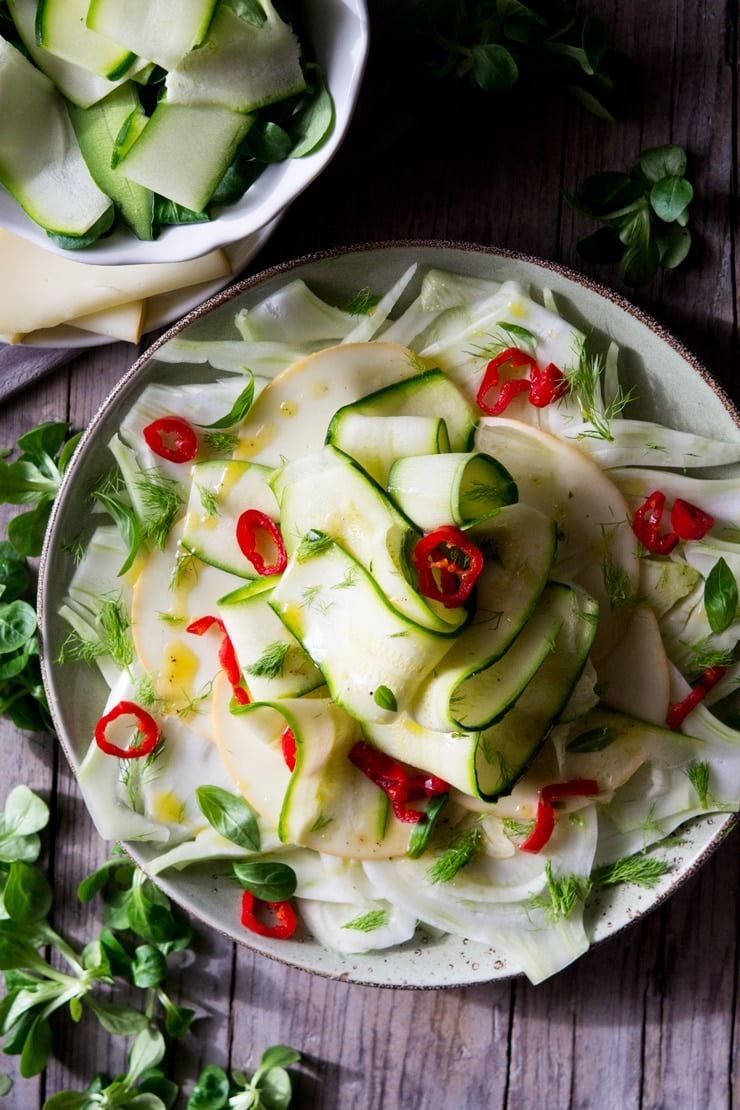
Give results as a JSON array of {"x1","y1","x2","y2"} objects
[
  {"x1": 67, "y1": 298, "x2": 147, "y2": 342},
  {"x1": 0, "y1": 228, "x2": 232, "y2": 340}
]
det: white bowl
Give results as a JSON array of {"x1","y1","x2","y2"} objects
[
  {"x1": 0, "y1": 0, "x2": 369, "y2": 266},
  {"x1": 39, "y1": 242, "x2": 740, "y2": 988}
]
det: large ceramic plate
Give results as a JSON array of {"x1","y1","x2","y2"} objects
[
  {"x1": 39, "y1": 242, "x2": 740, "y2": 988},
  {"x1": 0, "y1": 0, "x2": 368, "y2": 266}
]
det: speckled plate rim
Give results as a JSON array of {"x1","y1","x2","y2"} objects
[{"x1": 39, "y1": 239, "x2": 740, "y2": 990}]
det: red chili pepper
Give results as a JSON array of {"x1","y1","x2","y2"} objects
[
  {"x1": 520, "y1": 778, "x2": 599, "y2": 854},
  {"x1": 94, "y1": 700, "x2": 160, "y2": 759},
  {"x1": 236, "y1": 510, "x2": 288, "y2": 576},
  {"x1": 411, "y1": 525, "x2": 484, "y2": 608},
  {"x1": 349, "y1": 740, "x2": 449, "y2": 823},
  {"x1": 186, "y1": 615, "x2": 245, "y2": 696},
  {"x1": 529, "y1": 363, "x2": 568, "y2": 407},
  {"x1": 240, "y1": 890, "x2": 297, "y2": 940},
  {"x1": 631, "y1": 490, "x2": 679, "y2": 554},
  {"x1": 476, "y1": 348, "x2": 535, "y2": 415},
  {"x1": 142, "y1": 415, "x2": 198, "y2": 463},
  {"x1": 281, "y1": 726, "x2": 297, "y2": 772},
  {"x1": 671, "y1": 498, "x2": 715, "y2": 541},
  {"x1": 667, "y1": 665, "x2": 727, "y2": 730}
]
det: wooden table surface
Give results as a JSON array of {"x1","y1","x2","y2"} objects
[{"x1": 1, "y1": 2, "x2": 738, "y2": 1107}]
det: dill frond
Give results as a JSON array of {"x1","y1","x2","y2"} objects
[
  {"x1": 246, "y1": 641, "x2": 291, "y2": 679},
  {"x1": 341, "y1": 909, "x2": 390, "y2": 932},
  {"x1": 427, "y1": 822, "x2": 482, "y2": 884},
  {"x1": 591, "y1": 853, "x2": 674, "y2": 889}
]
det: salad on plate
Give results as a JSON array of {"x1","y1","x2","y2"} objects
[{"x1": 49, "y1": 260, "x2": 740, "y2": 985}]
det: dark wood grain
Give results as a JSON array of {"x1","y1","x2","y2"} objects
[{"x1": 1, "y1": 1, "x2": 738, "y2": 1106}]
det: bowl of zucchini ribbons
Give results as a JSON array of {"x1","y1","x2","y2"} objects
[
  {"x1": 0, "y1": 0, "x2": 369, "y2": 264},
  {"x1": 39, "y1": 242, "x2": 740, "y2": 987}
]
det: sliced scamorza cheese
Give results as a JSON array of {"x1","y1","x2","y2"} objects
[{"x1": 0, "y1": 228, "x2": 231, "y2": 341}]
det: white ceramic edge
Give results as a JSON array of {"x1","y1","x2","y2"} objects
[
  {"x1": 0, "y1": 0, "x2": 369, "y2": 266},
  {"x1": 38, "y1": 241, "x2": 740, "y2": 990}
]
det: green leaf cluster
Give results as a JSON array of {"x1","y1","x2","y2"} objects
[
  {"x1": 0, "y1": 422, "x2": 81, "y2": 558},
  {"x1": 565, "y1": 144, "x2": 694, "y2": 285},
  {"x1": 403, "y1": 0, "x2": 627, "y2": 119},
  {"x1": 0, "y1": 540, "x2": 52, "y2": 733},
  {"x1": 187, "y1": 1046, "x2": 301, "y2": 1110},
  {"x1": 0, "y1": 785, "x2": 300, "y2": 1105}
]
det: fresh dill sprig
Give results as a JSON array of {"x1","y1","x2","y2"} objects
[
  {"x1": 246, "y1": 641, "x2": 291, "y2": 680},
  {"x1": 528, "y1": 862, "x2": 590, "y2": 922},
  {"x1": 98, "y1": 597, "x2": 134, "y2": 667},
  {"x1": 56, "y1": 597, "x2": 133, "y2": 668},
  {"x1": 602, "y1": 526, "x2": 638, "y2": 610},
  {"x1": 591, "y1": 853, "x2": 674, "y2": 889},
  {"x1": 683, "y1": 638, "x2": 735, "y2": 676},
  {"x1": 203, "y1": 430, "x2": 239, "y2": 455},
  {"x1": 197, "y1": 483, "x2": 219, "y2": 518},
  {"x1": 341, "y1": 908, "x2": 390, "y2": 932},
  {"x1": 342, "y1": 287, "x2": 381, "y2": 315},
  {"x1": 427, "y1": 822, "x2": 482, "y2": 884},
  {"x1": 136, "y1": 471, "x2": 184, "y2": 548},
  {"x1": 502, "y1": 817, "x2": 535, "y2": 839},
  {"x1": 565, "y1": 345, "x2": 635, "y2": 440}
]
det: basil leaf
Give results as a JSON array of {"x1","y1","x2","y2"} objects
[
  {"x1": 374, "y1": 685, "x2": 397, "y2": 712},
  {"x1": 407, "y1": 793, "x2": 449, "y2": 860},
  {"x1": 705, "y1": 556, "x2": 738, "y2": 633},
  {"x1": 498, "y1": 321, "x2": 537, "y2": 346},
  {"x1": 196, "y1": 785, "x2": 261, "y2": 851},
  {"x1": 233, "y1": 860, "x2": 297, "y2": 903},
  {"x1": 198, "y1": 376, "x2": 255, "y2": 430},
  {"x1": 566, "y1": 726, "x2": 618, "y2": 753}
]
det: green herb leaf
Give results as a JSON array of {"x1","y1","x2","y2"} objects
[
  {"x1": 704, "y1": 556, "x2": 738, "y2": 633},
  {"x1": 373, "y1": 685, "x2": 397, "y2": 712},
  {"x1": 407, "y1": 793, "x2": 449, "y2": 860},
  {"x1": 198, "y1": 375, "x2": 255, "y2": 429},
  {"x1": 187, "y1": 1064, "x2": 230, "y2": 1109},
  {"x1": 566, "y1": 726, "x2": 618, "y2": 753},
  {"x1": 232, "y1": 860, "x2": 297, "y2": 903},
  {"x1": 566, "y1": 144, "x2": 694, "y2": 285},
  {"x1": 196, "y1": 786, "x2": 261, "y2": 851},
  {"x1": 3, "y1": 861, "x2": 53, "y2": 923},
  {"x1": 341, "y1": 908, "x2": 390, "y2": 933}
]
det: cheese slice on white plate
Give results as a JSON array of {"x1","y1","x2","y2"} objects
[
  {"x1": 66, "y1": 298, "x2": 147, "y2": 342},
  {"x1": 0, "y1": 228, "x2": 232, "y2": 342}
]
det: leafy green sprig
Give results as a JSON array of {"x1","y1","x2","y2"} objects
[
  {"x1": 565, "y1": 144, "x2": 694, "y2": 285},
  {"x1": 0, "y1": 786, "x2": 300, "y2": 1105},
  {"x1": 401, "y1": 0, "x2": 628, "y2": 120},
  {"x1": 0, "y1": 540, "x2": 52, "y2": 733},
  {"x1": 0, "y1": 422, "x2": 81, "y2": 558}
]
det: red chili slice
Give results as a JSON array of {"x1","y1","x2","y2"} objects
[
  {"x1": 281, "y1": 726, "x2": 297, "y2": 772},
  {"x1": 186, "y1": 615, "x2": 245, "y2": 697},
  {"x1": 520, "y1": 778, "x2": 599, "y2": 854},
  {"x1": 349, "y1": 740, "x2": 449, "y2": 824},
  {"x1": 631, "y1": 490, "x2": 679, "y2": 554},
  {"x1": 666, "y1": 665, "x2": 727, "y2": 730},
  {"x1": 670, "y1": 498, "x2": 715, "y2": 541},
  {"x1": 142, "y1": 415, "x2": 198, "y2": 463},
  {"x1": 476, "y1": 348, "x2": 535, "y2": 416},
  {"x1": 411, "y1": 525, "x2": 484, "y2": 608},
  {"x1": 240, "y1": 890, "x2": 297, "y2": 940},
  {"x1": 236, "y1": 510, "x2": 288, "y2": 576},
  {"x1": 94, "y1": 700, "x2": 160, "y2": 759},
  {"x1": 529, "y1": 363, "x2": 568, "y2": 407}
]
